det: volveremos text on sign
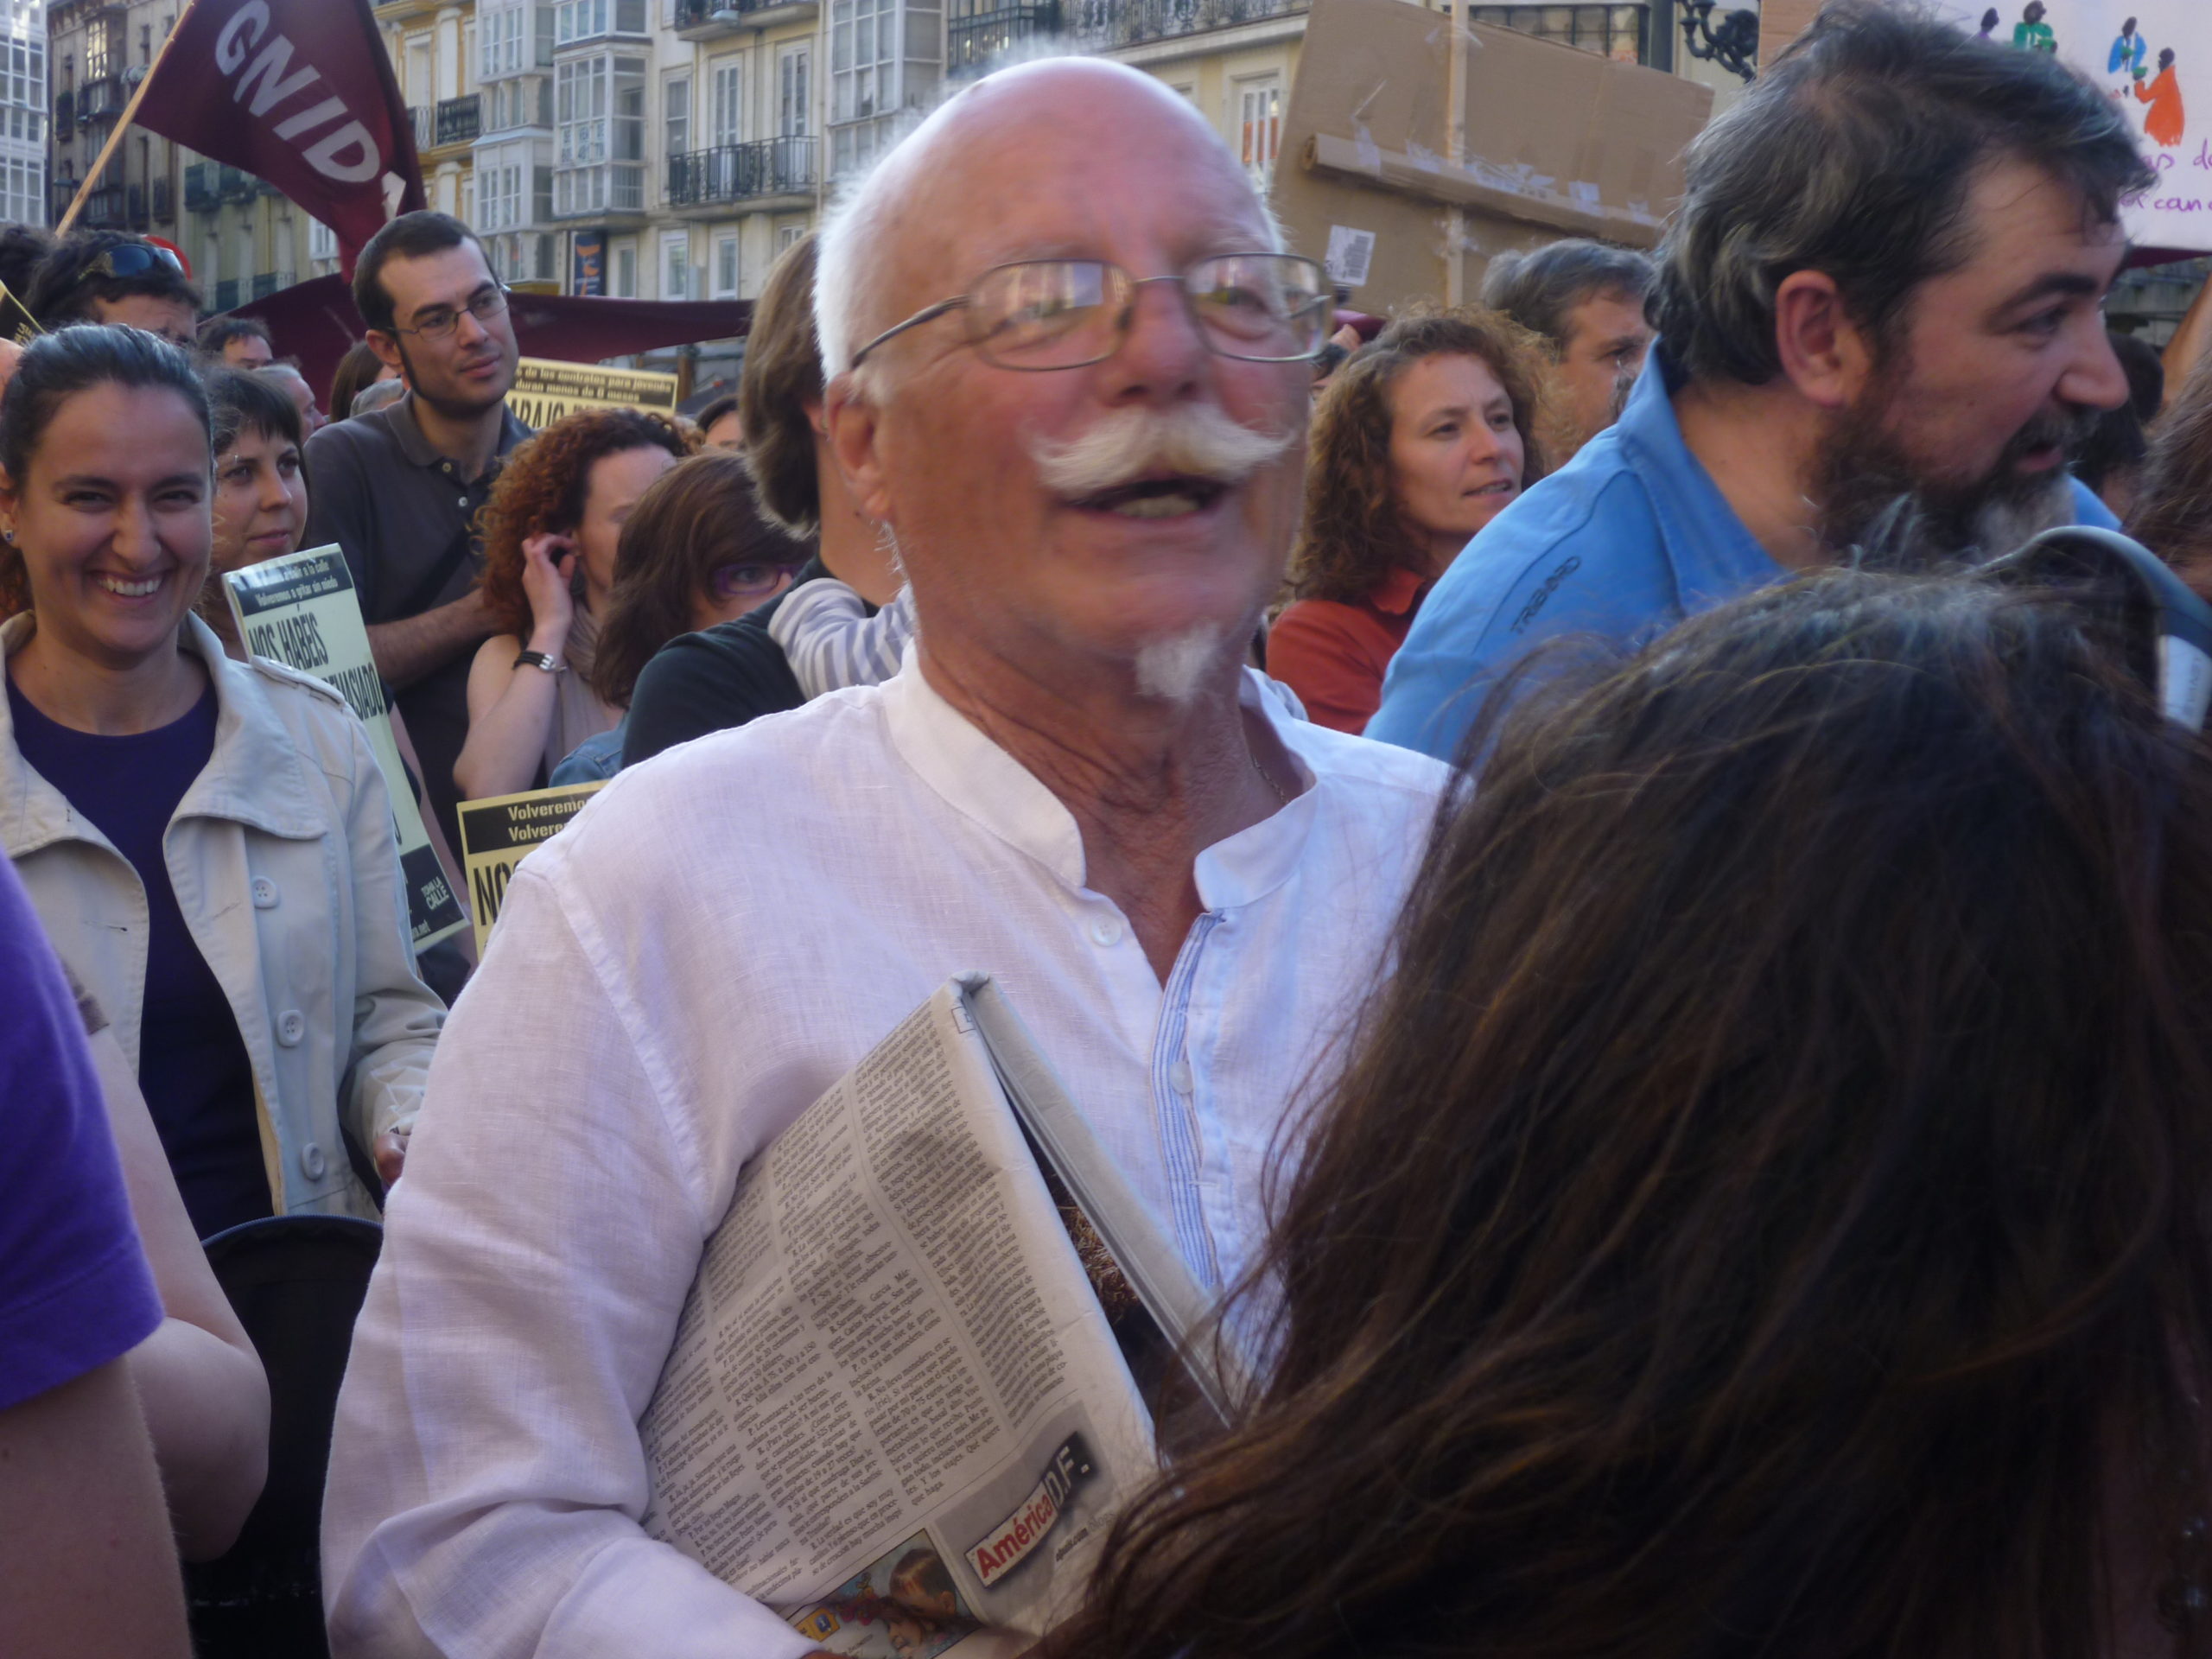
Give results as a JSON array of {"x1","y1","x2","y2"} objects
[{"x1": 454, "y1": 781, "x2": 607, "y2": 956}]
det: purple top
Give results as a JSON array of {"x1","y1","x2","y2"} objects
[
  {"x1": 0, "y1": 851, "x2": 162, "y2": 1411},
  {"x1": 9, "y1": 675, "x2": 268, "y2": 1239}
]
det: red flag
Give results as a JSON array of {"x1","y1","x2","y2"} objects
[{"x1": 132, "y1": 0, "x2": 428, "y2": 266}]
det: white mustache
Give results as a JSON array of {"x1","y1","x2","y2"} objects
[{"x1": 1028, "y1": 404, "x2": 1295, "y2": 499}]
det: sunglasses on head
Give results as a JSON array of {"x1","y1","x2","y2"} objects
[
  {"x1": 74, "y1": 241, "x2": 184, "y2": 287},
  {"x1": 1981, "y1": 526, "x2": 2212, "y2": 732}
]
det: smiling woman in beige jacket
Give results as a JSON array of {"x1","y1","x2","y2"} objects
[{"x1": 0, "y1": 327, "x2": 442, "y2": 1230}]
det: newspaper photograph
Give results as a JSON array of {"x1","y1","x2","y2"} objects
[
  {"x1": 224, "y1": 545, "x2": 468, "y2": 952},
  {"x1": 639, "y1": 976, "x2": 1222, "y2": 1654},
  {"x1": 454, "y1": 781, "x2": 607, "y2": 956}
]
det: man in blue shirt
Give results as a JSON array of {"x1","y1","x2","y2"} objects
[{"x1": 1370, "y1": 2, "x2": 2149, "y2": 762}]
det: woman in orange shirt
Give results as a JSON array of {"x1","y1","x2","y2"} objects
[
  {"x1": 1269, "y1": 308, "x2": 1550, "y2": 734},
  {"x1": 2136, "y1": 47, "x2": 2185, "y2": 149}
]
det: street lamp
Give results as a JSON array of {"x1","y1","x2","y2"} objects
[{"x1": 1679, "y1": 0, "x2": 1759, "y2": 81}]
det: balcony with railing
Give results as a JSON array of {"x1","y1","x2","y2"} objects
[
  {"x1": 252, "y1": 270, "x2": 296, "y2": 300},
  {"x1": 46, "y1": 175, "x2": 76, "y2": 223},
  {"x1": 409, "y1": 105, "x2": 435, "y2": 151},
  {"x1": 76, "y1": 74, "x2": 123, "y2": 121},
  {"x1": 52, "y1": 88, "x2": 71, "y2": 139},
  {"x1": 673, "y1": 0, "x2": 817, "y2": 36},
  {"x1": 125, "y1": 181, "x2": 149, "y2": 231},
  {"x1": 1467, "y1": 3, "x2": 1649, "y2": 63},
  {"x1": 214, "y1": 277, "x2": 241, "y2": 312},
  {"x1": 219, "y1": 165, "x2": 257, "y2": 202},
  {"x1": 947, "y1": 3, "x2": 1061, "y2": 69},
  {"x1": 185, "y1": 161, "x2": 218, "y2": 213},
  {"x1": 665, "y1": 137, "x2": 817, "y2": 211},
  {"x1": 949, "y1": 0, "x2": 1306, "y2": 62},
  {"x1": 552, "y1": 162, "x2": 647, "y2": 220},
  {"x1": 152, "y1": 178, "x2": 173, "y2": 222},
  {"x1": 76, "y1": 182, "x2": 127, "y2": 228},
  {"x1": 435, "y1": 94, "x2": 481, "y2": 149}
]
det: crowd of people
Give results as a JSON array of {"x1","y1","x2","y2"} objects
[{"x1": 14, "y1": 1, "x2": 2212, "y2": 1654}]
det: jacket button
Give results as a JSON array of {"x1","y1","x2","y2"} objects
[
  {"x1": 276, "y1": 1009, "x2": 307, "y2": 1046},
  {"x1": 300, "y1": 1142, "x2": 327, "y2": 1180},
  {"x1": 251, "y1": 877, "x2": 279, "y2": 908}
]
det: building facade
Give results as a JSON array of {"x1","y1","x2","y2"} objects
[
  {"x1": 0, "y1": 0, "x2": 43, "y2": 231},
  {"x1": 41, "y1": 0, "x2": 1738, "y2": 327}
]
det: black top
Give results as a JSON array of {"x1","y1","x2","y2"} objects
[
  {"x1": 302, "y1": 393, "x2": 532, "y2": 852},
  {"x1": 9, "y1": 675, "x2": 267, "y2": 1240},
  {"x1": 620, "y1": 559, "x2": 841, "y2": 768}
]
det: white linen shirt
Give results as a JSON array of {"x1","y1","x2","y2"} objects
[{"x1": 322, "y1": 655, "x2": 1446, "y2": 1659}]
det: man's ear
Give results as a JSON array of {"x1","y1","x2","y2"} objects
[
  {"x1": 1772, "y1": 270, "x2": 1879, "y2": 412},
  {"x1": 823, "y1": 377, "x2": 894, "y2": 524},
  {"x1": 365, "y1": 330, "x2": 406, "y2": 378}
]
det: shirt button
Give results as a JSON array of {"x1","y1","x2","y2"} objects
[
  {"x1": 276, "y1": 1008, "x2": 307, "y2": 1046},
  {"x1": 300, "y1": 1142, "x2": 327, "y2": 1180},
  {"x1": 1168, "y1": 1058, "x2": 1195, "y2": 1095},
  {"x1": 251, "y1": 876, "x2": 279, "y2": 908},
  {"x1": 1089, "y1": 916, "x2": 1124, "y2": 947}
]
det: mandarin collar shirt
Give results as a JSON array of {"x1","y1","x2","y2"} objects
[
  {"x1": 1367, "y1": 341, "x2": 2121, "y2": 762},
  {"x1": 323, "y1": 652, "x2": 1446, "y2": 1659}
]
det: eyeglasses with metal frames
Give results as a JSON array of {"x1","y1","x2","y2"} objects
[
  {"x1": 392, "y1": 283, "x2": 512, "y2": 343},
  {"x1": 846, "y1": 255, "x2": 1332, "y2": 372}
]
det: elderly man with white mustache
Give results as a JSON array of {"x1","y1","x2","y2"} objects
[{"x1": 321, "y1": 54, "x2": 1446, "y2": 1659}]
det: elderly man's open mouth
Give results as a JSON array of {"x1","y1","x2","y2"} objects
[{"x1": 1067, "y1": 473, "x2": 1231, "y2": 519}]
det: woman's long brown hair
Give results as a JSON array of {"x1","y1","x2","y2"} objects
[
  {"x1": 1052, "y1": 570, "x2": 2212, "y2": 1659},
  {"x1": 1289, "y1": 306, "x2": 1551, "y2": 606}
]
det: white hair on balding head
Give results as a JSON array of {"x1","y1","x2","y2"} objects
[{"x1": 814, "y1": 52, "x2": 1281, "y2": 391}]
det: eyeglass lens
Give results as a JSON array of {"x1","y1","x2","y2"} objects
[
  {"x1": 414, "y1": 287, "x2": 508, "y2": 339},
  {"x1": 967, "y1": 257, "x2": 1326, "y2": 367},
  {"x1": 710, "y1": 563, "x2": 797, "y2": 601}
]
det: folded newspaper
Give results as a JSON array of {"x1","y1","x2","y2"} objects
[{"x1": 639, "y1": 975, "x2": 1230, "y2": 1656}]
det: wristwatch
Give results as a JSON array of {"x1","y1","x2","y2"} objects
[{"x1": 514, "y1": 649, "x2": 566, "y2": 674}]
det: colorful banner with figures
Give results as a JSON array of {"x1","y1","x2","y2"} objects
[{"x1": 1941, "y1": 2, "x2": 2212, "y2": 251}]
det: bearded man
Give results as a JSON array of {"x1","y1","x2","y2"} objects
[
  {"x1": 321, "y1": 57, "x2": 1445, "y2": 1658},
  {"x1": 1370, "y1": 0, "x2": 2150, "y2": 762}
]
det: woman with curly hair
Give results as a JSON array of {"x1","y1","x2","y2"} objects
[
  {"x1": 1269, "y1": 308, "x2": 1549, "y2": 733},
  {"x1": 452, "y1": 406, "x2": 694, "y2": 800}
]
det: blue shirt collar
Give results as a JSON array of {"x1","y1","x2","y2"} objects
[{"x1": 1612, "y1": 340, "x2": 1789, "y2": 614}]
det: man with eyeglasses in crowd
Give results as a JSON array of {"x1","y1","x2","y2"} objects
[
  {"x1": 25, "y1": 231, "x2": 201, "y2": 345},
  {"x1": 323, "y1": 56, "x2": 1446, "y2": 1657},
  {"x1": 302, "y1": 211, "x2": 530, "y2": 855}
]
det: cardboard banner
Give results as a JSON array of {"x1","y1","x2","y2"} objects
[
  {"x1": 1940, "y1": 4, "x2": 2209, "y2": 251},
  {"x1": 1273, "y1": 0, "x2": 1712, "y2": 316},
  {"x1": 225, "y1": 545, "x2": 468, "y2": 952},
  {"x1": 455, "y1": 782, "x2": 606, "y2": 957},
  {"x1": 509, "y1": 358, "x2": 681, "y2": 429}
]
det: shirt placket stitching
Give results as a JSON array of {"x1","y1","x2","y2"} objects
[{"x1": 1153, "y1": 910, "x2": 1224, "y2": 1292}]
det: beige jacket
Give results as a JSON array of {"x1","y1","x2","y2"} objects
[{"x1": 0, "y1": 613, "x2": 444, "y2": 1219}]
